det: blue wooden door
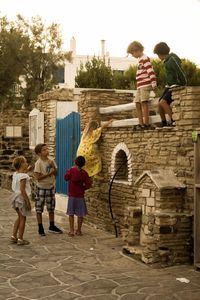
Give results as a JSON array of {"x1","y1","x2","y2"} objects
[{"x1": 56, "y1": 112, "x2": 80, "y2": 194}]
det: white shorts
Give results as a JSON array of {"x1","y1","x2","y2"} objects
[{"x1": 135, "y1": 86, "x2": 152, "y2": 103}]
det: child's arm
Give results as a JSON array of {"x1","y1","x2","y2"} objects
[
  {"x1": 20, "y1": 179, "x2": 31, "y2": 210},
  {"x1": 144, "y1": 57, "x2": 157, "y2": 89},
  {"x1": 64, "y1": 169, "x2": 71, "y2": 181},
  {"x1": 84, "y1": 174, "x2": 92, "y2": 190},
  {"x1": 101, "y1": 119, "x2": 113, "y2": 129},
  {"x1": 34, "y1": 172, "x2": 52, "y2": 181},
  {"x1": 49, "y1": 159, "x2": 57, "y2": 176}
]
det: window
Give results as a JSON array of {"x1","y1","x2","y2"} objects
[{"x1": 5, "y1": 126, "x2": 22, "y2": 138}]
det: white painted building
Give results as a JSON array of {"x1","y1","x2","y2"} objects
[{"x1": 62, "y1": 37, "x2": 137, "y2": 88}]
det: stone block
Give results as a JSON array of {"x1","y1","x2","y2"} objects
[
  {"x1": 141, "y1": 189, "x2": 151, "y2": 197},
  {"x1": 146, "y1": 197, "x2": 155, "y2": 207}
]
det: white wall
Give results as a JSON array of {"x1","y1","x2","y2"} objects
[
  {"x1": 64, "y1": 54, "x2": 137, "y2": 88},
  {"x1": 57, "y1": 101, "x2": 78, "y2": 119}
]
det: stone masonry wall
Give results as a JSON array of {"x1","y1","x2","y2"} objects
[
  {"x1": 79, "y1": 87, "x2": 200, "y2": 232},
  {"x1": 79, "y1": 86, "x2": 200, "y2": 265},
  {"x1": 0, "y1": 109, "x2": 33, "y2": 189},
  {"x1": 35, "y1": 88, "x2": 74, "y2": 158},
  {"x1": 85, "y1": 127, "x2": 193, "y2": 230}
]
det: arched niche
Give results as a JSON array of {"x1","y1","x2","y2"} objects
[{"x1": 110, "y1": 142, "x2": 132, "y2": 185}]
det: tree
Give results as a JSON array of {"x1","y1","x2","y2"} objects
[
  {"x1": 75, "y1": 56, "x2": 113, "y2": 89},
  {"x1": 124, "y1": 65, "x2": 137, "y2": 89},
  {"x1": 0, "y1": 15, "x2": 71, "y2": 108},
  {"x1": 182, "y1": 59, "x2": 200, "y2": 86},
  {"x1": 112, "y1": 71, "x2": 130, "y2": 90},
  {"x1": 0, "y1": 16, "x2": 27, "y2": 107}
]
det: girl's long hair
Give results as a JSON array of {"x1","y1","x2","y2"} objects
[{"x1": 82, "y1": 120, "x2": 99, "y2": 139}]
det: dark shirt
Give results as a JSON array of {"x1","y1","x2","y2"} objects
[
  {"x1": 64, "y1": 166, "x2": 91, "y2": 197},
  {"x1": 164, "y1": 53, "x2": 187, "y2": 87}
]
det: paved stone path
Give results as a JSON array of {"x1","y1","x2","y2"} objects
[{"x1": 1, "y1": 188, "x2": 200, "y2": 300}]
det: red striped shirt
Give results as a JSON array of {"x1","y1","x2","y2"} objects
[{"x1": 136, "y1": 55, "x2": 157, "y2": 89}]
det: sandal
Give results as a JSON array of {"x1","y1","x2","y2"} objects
[
  {"x1": 68, "y1": 232, "x2": 74, "y2": 237},
  {"x1": 75, "y1": 230, "x2": 83, "y2": 236},
  {"x1": 17, "y1": 239, "x2": 30, "y2": 246},
  {"x1": 10, "y1": 236, "x2": 18, "y2": 243}
]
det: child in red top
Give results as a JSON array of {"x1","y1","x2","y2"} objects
[{"x1": 64, "y1": 156, "x2": 92, "y2": 236}]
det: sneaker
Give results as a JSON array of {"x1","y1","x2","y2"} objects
[
  {"x1": 17, "y1": 239, "x2": 30, "y2": 246},
  {"x1": 38, "y1": 229, "x2": 46, "y2": 236},
  {"x1": 38, "y1": 226, "x2": 46, "y2": 236},
  {"x1": 133, "y1": 124, "x2": 144, "y2": 131},
  {"x1": 143, "y1": 124, "x2": 153, "y2": 130},
  {"x1": 49, "y1": 225, "x2": 63, "y2": 234},
  {"x1": 167, "y1": 120, "x2": 176, "y2": 127},
  {"x1": 161, "y1": 120, "x2": 167, "y2": 127}
]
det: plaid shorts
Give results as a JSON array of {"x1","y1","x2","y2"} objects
[{"x1": 35, "y1": 187, "x2": 55, "y2": 213}]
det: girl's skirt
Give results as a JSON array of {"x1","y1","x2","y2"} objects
[{"x1": 66, "y1": 197, "x2": 88, "y2": 217}]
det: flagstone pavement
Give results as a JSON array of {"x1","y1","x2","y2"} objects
[{"x1": 1, "y1": 188, "x2": 200, "y2": 300}]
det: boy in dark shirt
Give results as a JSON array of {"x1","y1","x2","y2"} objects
[{"x1": 154, "y1": 42, "x2": 187, "y2": 127}]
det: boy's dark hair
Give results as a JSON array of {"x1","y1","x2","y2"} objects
[
  {"x1": 75, "y1": 156, "x2": 85, "y2": 168},
  {"x1": 153, "y1": 42, "x2": 170, "y2": 55},
  {"x1": 13, "y1": 156, "x2": 26, "y2": 170},
  {"x1": 34, "y1": 143, "x2": 46, "y2": 155}
]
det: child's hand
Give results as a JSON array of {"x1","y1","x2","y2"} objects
[
  {"x1": 49, "y1": 168, "x2": 56, "y2": 176},
  {"x1": 27, "y1": 165, "x2": 33, "y2": 172},
  {"x1": 49, "y1": 160, "x2": 55, "y2": 168},
  {"x1": 26, "y1": 201, "x2": 31, "y2": 211}
]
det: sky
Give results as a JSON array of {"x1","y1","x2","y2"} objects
[{"x1": 0, "y1": 0, "x2": 200, "y2": 65}]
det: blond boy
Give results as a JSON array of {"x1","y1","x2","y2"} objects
[{"x1": 127, "y1": 41, "x2": 157, "y2": 130}]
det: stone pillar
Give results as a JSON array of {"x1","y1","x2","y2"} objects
[
  {"x1": 173, "y1": 86, "x2": 200, "y2": 130},
  {"x1": 35, "y1": 88, "x2": 74, "y2": 158}
]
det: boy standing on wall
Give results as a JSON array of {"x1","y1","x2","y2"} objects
[{"x1": 127, "y1": 41, "x2": 157, "y2": 130}]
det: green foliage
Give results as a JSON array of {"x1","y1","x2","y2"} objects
[
  {"x1": 112, "y1": 71, "x2": 130, "y2": 89},
  {"x1": 74, "y1": 52, "x2": 200, "y2": 93},
  {"x1": 0, "y1": 17, "x2": 26, "y2": 106},
  {"x1": 0, "y1": 15, "x2": 71, "y2": 108},
  {"x1": 75, "y1": 56, "x2": 113, "y2": 89},
  {"x1": 182, "y1": 59, "x2": 200, "y2": 86},
  {"x1": 124, "y1": 65, "x2": 137, "y2": 89}
]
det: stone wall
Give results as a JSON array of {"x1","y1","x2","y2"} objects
[
  {"x1": 78, "y1": 89, "x2": 157, "y2": 131},
  {"x1": 35, "y1": 88, "x2": 74, "y2": 158},
  {"x1": 78, "y1": 86, "x2": 200, "y2": 265},
  {"x1": 0, "y1": 109, "x2": 33, "y2": 188}
]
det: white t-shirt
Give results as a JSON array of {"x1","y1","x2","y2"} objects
[
  {"x1": 12, "y1": 172, "x2": 31, "y2": 196},
  {"x1": 34, "y1": 158, "x2": 57, "y2": 189}
]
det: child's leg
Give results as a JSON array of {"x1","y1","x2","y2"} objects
[
  {"x1": 159, "y1": 99, "x2": 172, "y2": 120},
  {"x1": 141, "y1": 101, "x2": 149, "y2": 125},
  {"x1": 135, "y1": 102, "x2": 144, "y2": 126},
  {"x1": 47, "y1": 189, "x2": 62, "y2": 233},
  {"x1": 12, "y1": 208, "x2": 20, "y2": 239},
  {"x1": 35, "y1": 187, "x2": 45, "y2": 235},
  {"x1": 36, "y1": 212, "x2": 45, "y2": 235},
  {"x1": 76, "y1": 217, "x2": 83, "y2": 235},
  {"x1": 49, "y1": 211, "x2": 54, "y2": 223},
  {"x1": 158, "y1": 101, "x2": 166, "y2": 119},
  {"x1": 69, "y1": 215, "x2": 74, "y2": 235},
  {"x1": 18, "y1": 210, "x2": 26, "y2": 240},
  {"x1": 37, "y1": 212, "x2": 43, "y2": 224}
]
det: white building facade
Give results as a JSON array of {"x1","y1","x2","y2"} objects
[{"x1": 63, "y1": 37, "x2": 137, "y2": 88}]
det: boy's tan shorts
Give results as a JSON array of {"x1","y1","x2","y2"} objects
[{"x1": 134, "y1": 86, "x2": 152, "y2": 103}]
